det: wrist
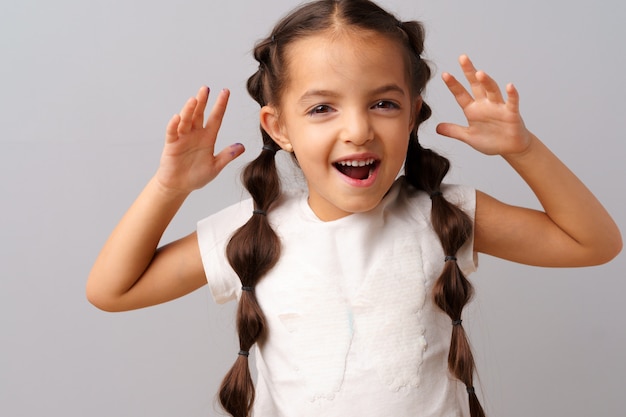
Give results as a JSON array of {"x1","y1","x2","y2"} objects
[
  {"x1": 149, "y1": 175, "x2": 192, "y2": 202},
  {"x1": 502, "y1": 131, "x2": 540, "y2": 163}
]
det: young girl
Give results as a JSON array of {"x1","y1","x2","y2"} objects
[{"x1": 87, "y1": 1, "x2": 621, "y2": 416}]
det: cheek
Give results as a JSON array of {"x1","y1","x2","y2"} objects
[
  {"x1": 296, "y1": 146, "x2": 329, "y2": 172},
  {"x1": 387, "y1": 122, "x2": 411, "y2": 147},
  {"x1": 389, "y1": 132, "x2": 410, "y2": 166},
  {"x1": 290, "y1": 125, "x2": 333, "y2": 158}
]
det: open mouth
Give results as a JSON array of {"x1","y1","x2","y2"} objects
[{"x1": 333, "y1": 158, "x2": 379, "y2": 180}]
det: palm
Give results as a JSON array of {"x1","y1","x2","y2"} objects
[
  {"x1": 156, "y1": 87, "x2": 244, "y2": 193},
  {"x1": 437, "y1": 55, "x2": 531, "y2": 156}
]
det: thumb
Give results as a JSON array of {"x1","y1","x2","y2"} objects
[
  {"x1": 436, "y1": 122, "x2": 469, "y2": 143},
  {"x1": 213, "y1": 143, "x2": 246, "y2": 172},
  {"x1": 165, "y1": 114, "x2": 182, "y2": 144}
]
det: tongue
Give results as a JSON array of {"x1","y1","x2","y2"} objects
[{"x1": 338, "y1": 165, "x2": 370, "y2": 180}]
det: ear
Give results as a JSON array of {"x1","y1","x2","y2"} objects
[{"x1": 260, "y1": 105, "x2": 293, "y2": 152}]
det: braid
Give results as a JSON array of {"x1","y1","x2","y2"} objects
[
  {"x1": 219, "y1": 145, "x2": 281, "y2": 417},
  {"x1": 218, "y1": 35, "x2": 283, "y2": 417},
  {"x1": 399, "y1": 12, "x2": 485, "y2": 415},
  {"x1": 405, "y1": 138, "x2": 485, "y2": 417}
]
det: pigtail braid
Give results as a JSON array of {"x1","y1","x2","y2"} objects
[
  {"x1": 401, "y1": 12, "x2": 485, "y2": 415},
  {"x1": 405, "y1": 138, "x2": 485, "y2": 417},
  {"x1": 218, "y1": 38, "x2": 282, "y2": 417}
]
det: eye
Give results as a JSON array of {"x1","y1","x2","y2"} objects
[
  {"x1": 308, "y1": 104, "x2": 334, "y2": 116},
  {"x1": 372, "y1": 100, "x2": 399, "y2": 110}
]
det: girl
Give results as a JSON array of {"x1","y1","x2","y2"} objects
[{"x1": 87, "y1": 0, "x2": 621, "y2": 416}]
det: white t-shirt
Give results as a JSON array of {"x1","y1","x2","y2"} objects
[{"x1": 197, "y1": 177, "x2": 478, "y2": 417}]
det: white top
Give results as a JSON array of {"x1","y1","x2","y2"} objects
[{"x1": 197, "y1": 177, "x2": 478, "y2": 417}]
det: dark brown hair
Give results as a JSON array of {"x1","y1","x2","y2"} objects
[{"x1": 220, "y1": 1, "x2": 484, "y2": 416}]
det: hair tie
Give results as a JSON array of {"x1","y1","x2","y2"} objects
[
  {"x1": 430, "y1": 190, "x2": 443, "y2": 199},
  {"x1": 262, "y1": 144, "x2": 277, "y2": 155},
  {"x1": 271, "y1": 34, "x2": 276, "y2": 43},
  {"x1": 238, "y1": 350, "x2": 250, "y2": 357},
  {"x1": 452, "y1": 319, "x2": 463, "y2": 326},
  {"x1": 445, "y1": 255, "x2": 457, "y2": 262},
  {"x1": 466, "y1": 386, "x2": 475, "y2": 395},
  {"x1": 241, "y1": 286, "x2": 254, "y2": 292},
  {"x1": 252, "y1": 209, "x2": 266, "y2": 216}
]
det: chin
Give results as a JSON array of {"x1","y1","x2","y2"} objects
[{"x1": 341, "y1": 198, "x2": 384, "y2": 214}]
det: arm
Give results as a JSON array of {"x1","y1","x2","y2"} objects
[
  {"x1": 86, "y1": 87, "x2": 245, "y2": 311},
  {"x1": 437, "y1": 55, "x2": 622, "y2": 267}
]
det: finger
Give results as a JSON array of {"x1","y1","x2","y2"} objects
[
  {"x1": 436, "y1": 122, "x2": 470, "y2": 143},
  {"x1": 442, "y1": 72, "x2": 474, "y2": 109},
  {"x1": 205, "y1": 89, "x2": 230, "y2": 137},
  {"x1": 459, "y1": 54, "x2": 486, "y2": 100},
  {"x1": 165, "y1": 114, "x2": 181, "y2": 144},
  {"x1": 192, "y1": 86, "x2": 210, "y2": 129},
  {"x1": 475, "y1": 70, "x2": 504, "y2": 103},
  {"x1": 505, "y1": 83, "x2": 520, "y2": 113},
  {"x1": 177, "y1": 97, "x2": 198, "y2": 134},
  {"x1": 212, "y1": 143, "x2": 246, "y2": 173}
]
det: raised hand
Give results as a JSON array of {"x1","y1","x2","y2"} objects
[
  {"x1": 87, "y1": 86, "x2": 245, "y2": 311},
  {"x1": 436, "y1": 55, "x2": 532, "y2": 156},
  {"x1": 155, "y1": 87, "x2": 245, "y2": 195},
  {"x1": 435, "y1": 57, "x2": 621, "y2": 268}
]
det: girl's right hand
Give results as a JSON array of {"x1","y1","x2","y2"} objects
[
  {"x1": 87, "y1": 87, "x2": 244, "y2": 312},
  {"x1": 155, "y1": 87, "x2": 245, "y2": 195}
]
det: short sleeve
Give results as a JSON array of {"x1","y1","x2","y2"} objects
[{"x1": 196, "y1": 199, "x2": 253, "y2": 304}]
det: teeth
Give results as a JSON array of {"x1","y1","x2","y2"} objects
[{"x1": 337, "y1": 158, "x2": 375, "y2": 167}]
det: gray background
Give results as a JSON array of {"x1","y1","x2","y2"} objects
[{"x1": 2, "y1": 0, "x2": 625, "y2": 416}]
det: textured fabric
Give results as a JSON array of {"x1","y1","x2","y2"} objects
[{"x1": 197, "y1": 177, "x2": 477, "y2": 417}]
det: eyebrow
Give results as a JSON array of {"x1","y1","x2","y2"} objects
[{"x1": 298, "y1": 84, "x2": 406, "y2": 104}]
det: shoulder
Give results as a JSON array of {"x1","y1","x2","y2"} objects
[
  {"x1": 196, "y1": 190, "x2": 307, "y2": 304},
  {"x1": 196, "y1": 189, "x2": 307, "y2": 252},
  {"x1": 441, "y1": 183, "x2": 476, "y2": 215},
  {"x1": 197, "y1": 198, "x2": 253, "y2": 241},
  {"x1": 393, "y1": 177, "x2": 476, "y2": 218}
]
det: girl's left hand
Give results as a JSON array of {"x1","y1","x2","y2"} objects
[{"x1": 436, "y1": 55, "x2": 532, "y2": 156}]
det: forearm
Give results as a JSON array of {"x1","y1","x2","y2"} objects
[
  {"x1": 503, "y1": 133, "x2": 622, "y2": 258},
  {"x1": 86, "y1": 176, "x2": 190, "y2": 305}
]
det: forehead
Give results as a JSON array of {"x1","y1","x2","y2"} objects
[{"x1": 282, "y1": 30, "x2": 409, "y2": 98}]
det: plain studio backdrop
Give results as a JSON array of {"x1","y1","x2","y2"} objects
[{"x1": 1, "y1": 0, "x2": 624, "y2": 416}]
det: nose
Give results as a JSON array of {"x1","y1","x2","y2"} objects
[{"x1": 339, "y1": 109, "x2": 374, "y2": 146}]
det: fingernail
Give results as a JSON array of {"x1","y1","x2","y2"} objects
[
  {"x1": 230, "y1": 143, "x2": 244, "y2": 156},
  {"x1": 230, "y1": 144, "x2": 244, "y2": 157}
]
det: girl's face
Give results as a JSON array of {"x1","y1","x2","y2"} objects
[{"x1": 262, "y1": 30, "x2": 417, "y2": 221}]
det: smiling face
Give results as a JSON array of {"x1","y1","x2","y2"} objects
[{"x1": 261, "y1": 30, "x2": 418, "y2": 221}]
